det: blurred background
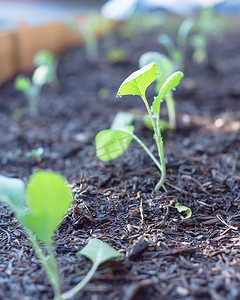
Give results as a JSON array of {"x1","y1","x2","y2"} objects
[{"x1": 0, "y1": 0, "x2": 236, "y2": 32}]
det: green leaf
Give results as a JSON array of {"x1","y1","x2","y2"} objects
[
  {"x1": 152, "y1": 71, "x2": 184, "y2": 116},
  {"x1": 26, "y1": 147, "x2": 44, "y2": 158},
  {"x1": 110, "y1": 111, "x2": 134, "y2": 130},
  {"x1": 32, "y1": 65, "x2": 50, "y2": 86},
  {"x1": 15, "y1": 76, "x2": 31, "y2": 91},
  {"x1": 139, "y1": 51, "x2": 174, "y2": 92},
  {"x1": 177, "y1": 18, "x2": 194, "y2": 50},
  {"x1": 0, "y1": 176, "x2": 25, "y2": 210},
  {"x1": 24, "y1": 171, "x2": 73, "y2": 246},
  {"x1": 175, "y1": 202, "x2": 192, "y2": 219},
  {"x1": 157, "y1": 33, "x2": 176, "y2": 56},
  {"x1": 96, "y1": 126, "x2": 134, "y2": 162},
  {"x1": 107, "y1": 48, "x2": 128, "y2": 64},
  {"x1": 77, "y1": 239, "x2": 124, "y2": 266},
  {"x1": 34, "y1": 50, "x2": 54, "y2": 67},
  {"x1": 117, "y1": 63, "x2": 158, "y2": 98}
]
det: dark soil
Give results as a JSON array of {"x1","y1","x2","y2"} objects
[{"x1": 0, "y1": 18, "x2": 240, "y2": 300}]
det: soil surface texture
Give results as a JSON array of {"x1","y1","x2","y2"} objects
[{"x1": 0, "y1": 19, "x2": 240, "y2": 300}]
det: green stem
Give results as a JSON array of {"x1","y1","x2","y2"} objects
[
  {"x1": 123, "y1": 129, "x2": 166, "y2": 192},
  {"x1": 61, "y1": 262, "x2": 99, "y2": 300},
  {"x1": 154, "y1": 135, "x2": 167, "y2": 192},
  {"x1": 26, "y1": 229, "x2": 61, "y2": 300},
  {"x1": 125, "y1": 130, "x2": 162, "y2": 173},
  {"x1": 142, "y1": 94, "x2": 158, "y2": 135},
  {"x1": 141, "y1": 94, "x2": 167, "y2": 192},
  {"x1": 48, "y1": 244, "x2": 62, "y2": 300}
]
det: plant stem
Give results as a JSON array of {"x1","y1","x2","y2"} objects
[
  {"x1": 154, "y1": 135, "x2": 167, "y2": 192},
  {"x1": 125, "y1": 130, "x2": 162, "y2": 173},
  {"x1": 48, "y1": 244, "x2": 62, "y2": 300},
  {"x1": 141, "y1": 94, "x2": 167, "y2": 192},
  {"x1": 61, "y1": 262, "x2": 99, "y2": 300},
  {"x1": 123, "y1": 129, "x2": 166, "y2": 192},
  {"x1": 26, "y1": 229, "x2": 62, "y2": 300}
]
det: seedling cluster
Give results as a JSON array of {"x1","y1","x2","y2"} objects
[{"x1": 2, "y1": 7, "x2": 227, "y2": 298}]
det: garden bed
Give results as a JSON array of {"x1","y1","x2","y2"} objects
[{"x1": 0, "y1": 20, "x2": 240, "y2": 299}]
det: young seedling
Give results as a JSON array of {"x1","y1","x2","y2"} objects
[
  {"x1": 190, "y1": 7, "x2": 225, "y2": 65},
  {"x1": 96, "y1": 63, "x2": 184, "y2": 191},
  {"x1": 0, "y1": 171, "x2": 123, "y2": 299},
  {"x1": 191, "y1": 34, "x2": 207, "y2": 65},
  {"x1": 157, "y1": 18, "x2": 194, "y2": 70},
  {"x1": 67, "y1": 13, "x2": 104, "y2": 63},
  {"x1": 175, "y1": 202, "x2": 192, "y2": 219},
  {"x1": 107, "y1": 47, "x2": 128, "y2": 64},
  {"x1": 34, "y1": 50, "x2": 60, "y2": 90},
  {"x1": 26, "y1": 147, "x2": 44, "y2": 169},
  {"x1": 14, "y1": 64, "x2": 51, "y2": 117},
  {"x1": 139, "y1": 51, "x2": 177, "y2": 129}
]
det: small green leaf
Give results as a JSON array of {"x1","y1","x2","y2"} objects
[
  {"x1": 34, "y1": 50, "x2": 54, "y2": 67},
  {"x1": 24, "y1": 171, "x2": 73, "y2": 246},
  {"x1": 77, "y1": 239, "x2": 124, "y2": 266},
  {"x1": 139, "y1": 52, "x2": 173, "y2": 79},
  {"x1": 157, "y1": 33, "x2": 176, "y2": 56},
  {"x1": 107, "y1": 47, "x2": 128, "y2": 64},
  {"x1": 139, "y1": 51, "x2": 174, "y2": 93},
  {"x1": 110, "y1": 111, "x2": 134, "y2": 130},
  {"x1": 15, "y1": 76, "x2": 31, "y2": 91},
  {"x1": 98, "y1": 87, "x2": 110, "y2": 100},
  {"x1": 117, "y1": 63, "x2": 158, "y2": 98},
  {"x1": 0, "y1": 175, "x2": 25, "y2": 210},
  {"x1": 152, "y1": 71, "x2": 184, "y2": 116},
  {"x1": 96, "y1": 126, "x2": 134, "y2": 162},
  {"x1": 32, "y1": 65, "x2": 50, "y2": 86},
  {"x1": 177, "y1": 18, "x2": 194, "y2": 50},
  {"x1": 175, "y1": 202, "x2": 192, "y2": 219},
  {"x1": 26, "y1": 147, "x2": 44, "y2": 159}
]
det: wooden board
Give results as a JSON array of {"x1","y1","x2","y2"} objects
[{"x1": 0, "y1": 14, "x2": 113, "y2": 85}]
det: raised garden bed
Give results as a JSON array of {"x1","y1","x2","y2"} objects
[{"x1": 0, "y1": 17, "x2": 240, "y2": 299}]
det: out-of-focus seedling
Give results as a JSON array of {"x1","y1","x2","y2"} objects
[
  {"x1": 191, "y1": 7, "x2": 226, "y2": 65},
  {"x1": 0, "y1": 171, "x2": 123, "y2": 299},
  {"x1": 157, "y1": 18, "x2": 194, "y2": 70},
  {"x1": 98, "y1": 87, "x2": 110, "y2": 100},
  {"x1": 67, "y1": 14, "x2": 106, "y2": 63},
  {"x1": 14, "y1": 65, "x2": 50, "y2": 117},
  {"x1": 34, "y1": 50, "x2": 60, "y2": 90},
  {"x1": 26, "y1": 147, "x2": 44, "y2": 169},
  {"x1": 139, "y1": 51, "x2": 178, "y2": 129},
  {"x1": 107, "y1": 47, "x2": 128, "y2": 64},
  {"x1": 96, "y1": 63, "x2": 183, "y2": 191}
]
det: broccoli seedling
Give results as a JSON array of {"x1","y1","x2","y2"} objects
[
  {"x1": 139, "y1": 51, "x2": 178, "y2": 129},
  {"x1": 26, "y1": 147, "x2": 44, "y2": 169},
  {"x1": 107, "y1": 47, "x2": 128, "y2": 64},
  {"x1": 190, "y1": 7, "x2": 225, "y2": 65},
  {"x1": 96, "y1": 63, "x2": 184, "y2": 191},
  {"x1": 67, "y1": 14, "x2": 102, "y2": 63},
  {"x1": 34, "y1": 50, "x2": 60, "y2": 90},
  {"x1": 14, "y1": 65, "x2": 50, "y2": 117},
  {"x1": 157, "y1": 18, "x2": 194, "y2": 70},
  {"x1": 0, "y1": 171, "x2": 123, "y2": 299}
]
